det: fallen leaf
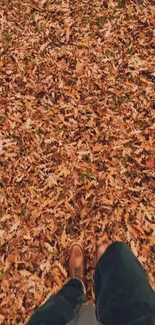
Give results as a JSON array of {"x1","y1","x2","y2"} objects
[
  {"x1": 61, "y1": 227, "x2": 67, "y2": 248},
  {"x1": 0, "y1": 314, "x2": 5, "y2": 322},
  {"x1": 7, "y1": 254, "x2": 17, "y2": 263},
  {"x1": 76, "y1": 61, "x2": 84, "y2": 76},
  {"x1": 58, "y1": 166, "x2": 70, "y2": 177},
  {"x1": 146, "y1": 156, "x2": 154, "y2": 169},
  {"x1": 66, "y1": 27, "x2": 70, "y2": 42},
  {"x1": 92, "y1": 143, "x2": 103, "y2": 152},
  {"x1": 19, "y1": 270, "x2": 32, "y2": 277}
]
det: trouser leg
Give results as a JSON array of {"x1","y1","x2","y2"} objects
[
  {"x1": 94, "y1": 242, "x2": 155, "y2": 325},
  {"x1": 27, "y1": 278, "x2": 85, "y2": 325}
]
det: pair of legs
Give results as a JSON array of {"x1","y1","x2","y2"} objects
[{"x1": 27, "y1": 242, "x2": 155, "y2": 325}]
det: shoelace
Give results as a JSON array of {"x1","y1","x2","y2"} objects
[{"x1": 73, "y1": 266, "x2": 82, "y2": 279}]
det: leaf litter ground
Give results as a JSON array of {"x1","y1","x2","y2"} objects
[{"x1": 0, "y1": 0, "x2": 155, "y2": 324}]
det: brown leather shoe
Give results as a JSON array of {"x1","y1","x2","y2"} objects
[{"x1": 68, "y1": 243, "x2": 85, "y2": 285}]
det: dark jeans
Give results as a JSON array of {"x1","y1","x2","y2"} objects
[{"x1": 27, "y1": 242, "x2": 155, "y2": 325}]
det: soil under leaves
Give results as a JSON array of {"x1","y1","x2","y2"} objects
[{"x1": 0, "y1": 0, "x2": 155, "y2": 324}]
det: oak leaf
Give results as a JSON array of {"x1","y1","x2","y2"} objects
[
  {"x1": 76, "y1": 61, "x2": 84, "y2": 76},
  {"x1": 146, "y1": 156, "x2": 154, "y2": 169},
  {"x1": 92, "y1": 143, "x2": 103, "y2": 153}
]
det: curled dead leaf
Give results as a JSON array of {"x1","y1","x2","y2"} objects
[
  {"x1": 146, "y1": 156, "x2": 154, "y2": 169},
  {"x1": 76, "y1": 61, "x2": 84, "y2": 76},
  {"x1": 61, "y1": 227, "x2": 67, "y2": 248},
  {"x1": 19, "y1": 270, "x2": 32, "y2": 277},
  {"x1": 58, "y1": 166, "x2": 70, "y2": 177},
  {"x1": 54, "y1": 261, "x2": 68, "y2": 278},
  {"x1": 66, "y1": 27, "x2": 70, "y2": 42},
  {"x1": 0, "y1": 314, "x2": 5, "y2": 322},
  {"x1": 92, "y1": 143, "x2": 103, "y2": 153},
  {"x1": 7, "y1": 254, "x2": 17, "y2": 264},
  {"x1": 44, "y1": 242, "x2": 55, "y2": 253}
]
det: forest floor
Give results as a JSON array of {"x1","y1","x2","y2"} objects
[{"x1": 0, "y1": 0, "x2": 155, "y2": 324}]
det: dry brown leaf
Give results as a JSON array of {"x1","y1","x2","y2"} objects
[
  {"x1": 146, "y1": 156, "x2": 154, "y2": 169},
  {"x1": 58, "y1": 166, "x2": 70, "y2": 177},
  {"x1": 7, "y1": 254, "x2": 17, "y2": 264},
  {"x1": 92, "y1": 143, "x2": 103, "y2": 153},
  {"x1": 54, "y1": 261, "x2": 68, "y2": 278},
  {"x1": 0, "y1": 314, "x2": 5, "y2": 322},
  {"x1": 66, "y1": 27, "x2": 70, "y2": 43},
  {"x1": 61, "y1": 227, "x2": 67, "y2": 248},
  {"x1": 19, "y1": 270, "x2": 32, "y2": 277},
  {"x1": 76, "y1": 61, "x2": 84, "y2": 76}
]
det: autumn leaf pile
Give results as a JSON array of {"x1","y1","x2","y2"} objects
[{"x1": 0, "y1": 0, "x2": 155, "y2": 324}]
